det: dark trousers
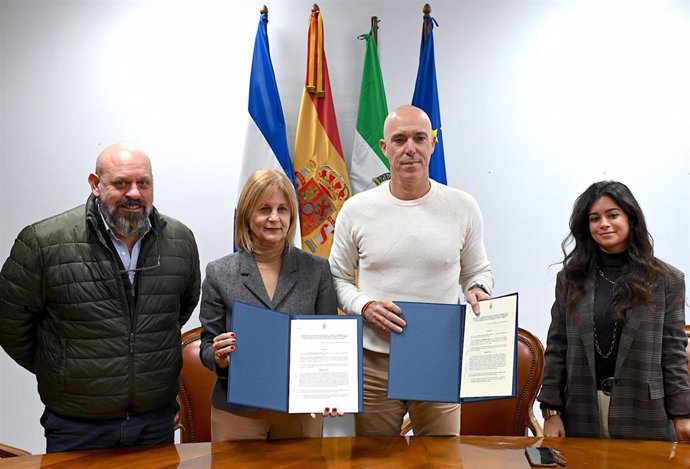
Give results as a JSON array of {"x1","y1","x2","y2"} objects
[{"x1": 41, "y1": 401, "x2": 178, "y2": 453}]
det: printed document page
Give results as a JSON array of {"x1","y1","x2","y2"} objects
[
  {"x1": 459, "y1": 294, "x2": 518, "y2": 398},
  {"x1": 288, "y1": 317, "x2": 360, "y2": 413}
]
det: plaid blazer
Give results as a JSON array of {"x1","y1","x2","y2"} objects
[{"x1": 538, "y1": 262, "x2": 690, "y2": 441}]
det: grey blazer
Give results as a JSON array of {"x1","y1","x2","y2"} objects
[
  {"x1": 199, "y1": 247, "x2": 337, "y2": 413},
  {"x1": 538, "y1": 262, "x2": 690, "y2": 441}
]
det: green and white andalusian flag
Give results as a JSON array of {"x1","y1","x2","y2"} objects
[{"x1": 350, "y1": 26, "x2": 389, "y2": 194}]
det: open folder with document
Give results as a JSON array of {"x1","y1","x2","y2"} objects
[
  {"x1": 227, "y1": 301, "x2": 363, "y2": 413},
  {"x1": 388, "y1": 293, "x2": 518, "y2": 402}
]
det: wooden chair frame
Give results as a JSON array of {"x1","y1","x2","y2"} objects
[{"x1": 0, "y1": 443, "x2": 31, "y2": 458}]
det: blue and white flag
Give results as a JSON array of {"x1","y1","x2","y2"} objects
[
  {"x1": 237, "y1": 10, "x2": 299, "y2": 245},
  {"x1": 240, "y1": 10, "x2": 295, "y2": 186},
  {"x1": 411, "y1": 14, "x2": 447, "y2": 185}
]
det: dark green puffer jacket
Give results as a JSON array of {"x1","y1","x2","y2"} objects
[{"x1": 0, "y1": 195, "x2": 200, "y2": 419}]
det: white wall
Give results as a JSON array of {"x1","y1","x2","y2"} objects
[{"x1": 1, "y1": 0, "x2": 688, "y2": 454}]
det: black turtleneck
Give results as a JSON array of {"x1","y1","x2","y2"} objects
[{"x1": 593, "y1": 250, "x2": 628, "y2": 387}]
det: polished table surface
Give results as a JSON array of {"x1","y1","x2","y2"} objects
[{"x1": 2, "y1": 436, "x2": 690, "y2": 468}]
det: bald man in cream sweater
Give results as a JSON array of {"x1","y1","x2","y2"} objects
[{"x1": 329, "y1": 105, "x2": 493, "y2": 436}]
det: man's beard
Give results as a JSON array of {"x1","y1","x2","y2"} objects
[{"x1": 100, "y1": 198, "x2": 151, "y2": 238}]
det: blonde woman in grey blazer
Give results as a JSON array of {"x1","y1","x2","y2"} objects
[
  {"x1": 538, "y1": 181, "x2": 690, "y2": 442},
  {"x1": 199, "y1": 170, "x2": 337, "y2": 441}
]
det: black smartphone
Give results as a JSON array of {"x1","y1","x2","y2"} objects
[{"x1": 525, "y1": 447, "x2": 558, "y2": 467}]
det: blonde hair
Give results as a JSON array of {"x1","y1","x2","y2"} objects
[{"x1": 235, "y1": 169, "x2": 298, "y2": 252}]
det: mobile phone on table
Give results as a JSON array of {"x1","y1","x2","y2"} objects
[{"x1": 524, "y1": 447, "x2": 558, "y2": 467}]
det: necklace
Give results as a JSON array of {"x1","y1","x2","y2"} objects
[
  {"x1": 593, "y1": 318, "x2": 618, "y2": 358},
  {"x1": 593, "y1": 266, "x2": 618, "y2": 358},
  {"x1": 597, "y1": 268, "x2": 617, "y2": 286}
]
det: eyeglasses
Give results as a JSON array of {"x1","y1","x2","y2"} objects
[{"x1": 119, "y1": 241, "x2": 160, "y2": 274}]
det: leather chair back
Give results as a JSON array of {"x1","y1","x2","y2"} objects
[
  {"x1": 177, "y1": 327, "x2": 215, "y2": 443},
  {"x1": 459, "y1": 327, "x2": 545, "y2": 436}
]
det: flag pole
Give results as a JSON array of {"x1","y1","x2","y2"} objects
[
  {"x1": 370, "y1": 16, "x2": 378, "y2": 46},
  {"x1": 423, "y1": 3, "x2": 432, "y2": 41}
]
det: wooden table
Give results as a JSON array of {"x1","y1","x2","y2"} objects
[{"x1": 2, "y1": 436, "x2": 690, "y2": 468}]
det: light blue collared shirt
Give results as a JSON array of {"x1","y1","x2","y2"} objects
[{"x1": 97, "y1": 203, "x2": 151, "y2": 284}]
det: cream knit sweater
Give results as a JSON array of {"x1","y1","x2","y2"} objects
[{"x1": 329, "y1": 180, "x2": 493, "y2": 353}]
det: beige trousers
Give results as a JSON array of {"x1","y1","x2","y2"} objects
[
  {"x1": 597, "y1": 390, "x2": 611, "y2": 438},
  {"x1": 211, "y1": 406, "x2": 322, "y2": 441},
  {"x1": 355, "y1": 349, "x2": 461, "y2": 436}
]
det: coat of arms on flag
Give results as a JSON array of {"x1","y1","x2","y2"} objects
[
  {"x1": 293, "y1": 5, "x2": 351, "y2": 257},
  {"x1": 295, "y1": 164, "x2": 348, "y2": 253}
]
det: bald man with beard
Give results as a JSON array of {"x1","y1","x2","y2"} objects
[{"x1": 0, "y1": 143, "x2": 200, "y2": 452}]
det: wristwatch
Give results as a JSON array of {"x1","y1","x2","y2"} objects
[
  {"x1": 468, "y1": 283, "x2": 489, "y2": 295},
  {"x1": 542, "y1": 409, "x2": 561, "y2": 420}
]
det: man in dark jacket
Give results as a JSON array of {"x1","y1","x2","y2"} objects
[{"x1": 0, "y1": 143, "x2": 201, "y2": 452}]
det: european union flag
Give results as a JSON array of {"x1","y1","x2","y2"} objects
[{"x1": 411, "y1": 13, "x2": 447, "y2": 185}]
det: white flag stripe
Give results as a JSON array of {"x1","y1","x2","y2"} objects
[
  {"x1": 239, "y1": 119, "x2": 284, "y2": 188},
  {"x1": 239, "y1": 119, "x2": 301, "y2": 244},
  {"x1": 350, "y1": 132, "x2": 388, "y2": 194}
]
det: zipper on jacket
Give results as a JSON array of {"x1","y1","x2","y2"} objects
[
  {"x1": 125, "y1": 234, "x2": 153, "y2": 413},
  {"x1": 92, "y1": 203, "x2": 141, "y2": 416}
]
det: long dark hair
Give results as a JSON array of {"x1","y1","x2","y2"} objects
[{"x1": 561, "y1": 181, "x2": 664, "y2": 319}]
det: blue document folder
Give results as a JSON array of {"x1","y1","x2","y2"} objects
[
  {"x1": 388, "y1": 293, "x2": 518, "y2": 403},
  {"x1": 227, "y1": 301, "x2": 363, "y2": 413}
]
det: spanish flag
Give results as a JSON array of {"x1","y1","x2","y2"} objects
[{"x1": 293, "y1": 5, "x2": 351, "y2": 258}]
